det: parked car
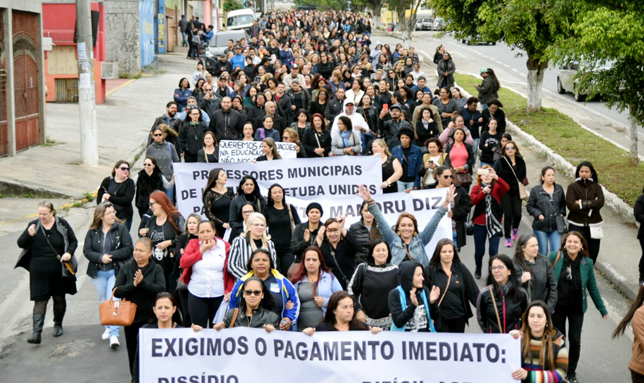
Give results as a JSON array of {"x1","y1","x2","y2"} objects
[
  {"x1": 556, "y1": 60, "x2": 617, "y2": 102},
  {"x1": 226, "y1": 8, "x2": 255, "y2": 31},
  {"x1": 432, "y1": 17, "x2": 445, "y2": 31},
  {"x1": 415, "y1": 19, "x2": 423, "y2": 31},
  {"x1": 415, "y1": 18, "x2": 432, "y2": 31},
  {"x1": 205, "y1": 30, "x2": 251, "y2": 73},
  {"x1": 461, "y1": 35, "x2": 496, "y2": 45}
]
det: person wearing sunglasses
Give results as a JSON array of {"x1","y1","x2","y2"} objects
[
  {"x1": 145, "y1": 126, "x2": 180, "y2": 203},
  {"x1": 135, "y1": 157, "x2": 174, "y2": 219},
  {"x1": 97, "y1": 160, "x2": 135, "y2": 230},
  {"x1": 228, "y1": 249, "x2": 299, "y2": 331},
  {"x1": 215, "y1": 276, "x2": 280, "y2": 331},
  {"x1": 547, "y1": 231, "x2": 607, "y2": 383}
]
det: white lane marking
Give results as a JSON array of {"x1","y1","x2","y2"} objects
[{"x1": 511, "y1": 68, "x2": 520, "y2": 73}]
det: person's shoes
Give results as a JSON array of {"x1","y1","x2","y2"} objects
[
  {"x1": 475, "y1": 264, "x2": 482, "y2": 280},
  {"x1": 504, "y1": 238, "x2": 512, "y2": 247},
  {"x1": 567, "y1": 375, "x2": 579, "y2": 383},
  {"x1": 101, "y1": 329, "x2": 111, "y2": 341},
  {"x1": 27, "y1": 314, "x2": 45, "y2": 344},
  {"x1": 53, "y1": 322, "x2": 63, "y2": 337},
  {"x1": 511, "y1": 228, "x2": 519, "y2": 241},
  {"x1": 110, "y1": 336, "x2": 120, "y2": 349}
]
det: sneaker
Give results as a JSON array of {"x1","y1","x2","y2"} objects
[
  {"x1": 101, "y1": 329, "x2": 110, "y2": 341},
  {"x1": 567, "y1": 376, "x2": 579, "y2": 383},
  {"x1": 511, "y1": 228, "x2": 519, "y2": 241},
  {"x1": 110, "y1": 336, "x2": 120, "y2": 349},
  {"x1": 504, "y1": 238, "x2": 512, "y2": 247}
]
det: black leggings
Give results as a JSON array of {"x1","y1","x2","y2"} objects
[
  {"x1": 188, "y1": 292, "x2": 224, "y2": 328},
  {"x1": 437, "y1": 316, "x2": 467, "y2": 333},
  {"x1": 568, "y1": 223, "x2": 601, "y2": 264},
  {"x1": 276, "y1": 251, "x2": 295, "y2": 277},
  {"x1": 501, "y1": 192, "x2": 522, "y2": 239},
  {"x1": 176, "y1": 282, "x2": 192, "y2": 327},
  {"x1": 552, "y1": 304, "x2": 584, "y2": 377},
  {"x1": 33, "y1": 295, "x2": 66, "y2": 323},
  {"x1": 124, "y1": 320, "x2": 146, "y2": 376}
]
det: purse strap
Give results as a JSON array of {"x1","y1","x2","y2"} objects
[
  {"x1": 437, "y1": 272, "x2": 451, "y2": 307},
  {"x1": 552, "y1": 251, "x2": 562, "y2": 269},
  {"x1": 229, "y1": 308, "x2": 239, "y2": 328},
  {"x1": 503, "y1": 156, "x2": 521, "y2": 184},
  {"x1": 487, "y1": 284, "x2": 503, "y2": 332}
]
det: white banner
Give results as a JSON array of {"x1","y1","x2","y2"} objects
[
  {"x1": 174, "y1": 156, "x2": 383, "y2": 218},
  {"x1": 218, "y1": 140, "x2": 297, "y2": 163},
  {"x1": 140, "y1": 327, "x2": 521, "y2": 383},
  {"x1": 287, "y1": 188, "x2": 452, "y2": 255}
]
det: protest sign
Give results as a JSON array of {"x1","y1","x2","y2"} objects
[{"x1": 218, "y1": 140, "x2": 297, "y2": 163}]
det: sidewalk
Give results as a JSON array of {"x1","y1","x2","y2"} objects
[{"x1": 0, "y1": 49, "x2": 196, "y2": 200}]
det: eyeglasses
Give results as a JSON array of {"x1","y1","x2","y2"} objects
[
  {"x1": 153, "y1": 133, "x2": 163, "y2": 137},
  {"x1": 443, "y1": 175, "x2": 454, "y2": 179},
  {"x1": 505, "y1": 146, "x2": 516, "y2": 150},
  {"x1": 149, "y1": 201, "x2": 157, "y2": 207},
  {"x1": 143, "y1": 163, "x2": 153, "y2": 167},
  {"x1": 490, "y1": 265, "x2": 507, "y2": 271},
  {"x1": 282, "y1": 136, "x2": 290, "y2": 140},
  {"x1": 244, "y1": 290, "x2": 262, "y2": 296},
  {"x1": 242, "y1": 210, "x2": 254, "y2": 215},
  {"x1": 119, "y1": 167, "x2": 130, "y2": 171}
]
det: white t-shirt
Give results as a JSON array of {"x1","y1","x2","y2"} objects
[{"x1": 188, "y1": 239, "x2": 226, "y2": 298}]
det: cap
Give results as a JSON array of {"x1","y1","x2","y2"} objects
[
  {"x1": 292, "y1": 63, "x2": 299, "y2": 69},
  {"x1": 306, "y1": 202, "x2": 323, "y2": 216},
  {"x1": 479, "y1": 67, "x2": 488, "y2": 74},
  {"x1": 390, "y1": 104, "x2": 402, "y2": 111}
]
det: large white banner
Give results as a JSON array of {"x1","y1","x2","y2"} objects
[
  {"x1": 218, "y1": 140, "x2": 297, "y2": 163},
  {"x1": 286, "y1": 188, "x2": 452, "y2": 255},
  {"x1": 174, "y1": 156, "x2": 382, "y2": 218},
  {"x1": 140, "y1": 327, "x2": 521, "y2": 383}
]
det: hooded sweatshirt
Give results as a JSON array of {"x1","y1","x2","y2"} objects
[
  {"x1": 330, "y1": 99, "x2": 370, "y2": 134},
  {"x1": 388, "y1": 261, "x2": 441, "y2": 332}
]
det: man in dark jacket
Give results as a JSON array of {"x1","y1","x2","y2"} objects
[
  {"x1": 213, "y1": 55, "x2": 232, "y2": 77},
  {"x1": 254, "y1": 101, "x2": 286, "y2": 135},
  {"x1": 149, "y1": 101, "x2": 182, "y2": 148},
  {"x1": 210, "y1": 97, "x2": 243, "y2": 141},
  {"x1": 287, "y1": 81, "x2": 310, "y2": 113},
  {"x1": 199, "y1": 84, "x2": 221, "y2": 118},
  {"x1": 324, "y1": 87, "x2": 345, "y2": 122},
  {"x1": 378, "y1": 104, "x2": 413, "y2": 149},
  {"x1": 179, "y1": 15, "x2": 188, "y2": 47}
]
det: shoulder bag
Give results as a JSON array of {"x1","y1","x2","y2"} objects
[
  {"x1": 503, "y1": 157, "x2": 528, "y2": 201},
  {"x1": 229, "y1": 308, "x2": 239, "y2": 328},
  {"x1": 545, "y1": 193, "x2": 567, "y2": 234},
  {"x1": 99, "y1": 288, "x2": 138, "y2": 326},
  {"x1": 41, "y1": 225, "x2": 78, "y2": 279},
  {"x1": 487, "y1": 285, "x2": 503, "y2": 333}
]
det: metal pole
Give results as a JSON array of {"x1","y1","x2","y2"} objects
[{"x1": 76, "y1": 0, "x2": 99, "y2": 166}]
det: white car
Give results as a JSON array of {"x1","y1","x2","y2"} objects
[{"x1": 556, "y1": 60, "x2": 616, "y2": 102}]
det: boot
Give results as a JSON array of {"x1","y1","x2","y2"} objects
[
  {"x1": 53, "y1": 322, "x2": 63, "y2": 337},
  {"x1": 27, "y1": 314, "x2": 45, "y2": 344},
  {"x1": 475, "y1": 264, "x2": 482, "y2": 280},
  {"x1": 53, "y1": 298, "x2": 66, "y2": 337}
]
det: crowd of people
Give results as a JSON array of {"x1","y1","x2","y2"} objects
[{"x1": 14, "y1": 8, "x2": 644, "y2": 383}]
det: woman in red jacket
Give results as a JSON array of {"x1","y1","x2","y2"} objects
[
  {"x1": 180, "y1": 221, "x2": 234, "y2": 328},
  {"x1": 470, "y1": 165, "x2": 509, "y2": 279}
]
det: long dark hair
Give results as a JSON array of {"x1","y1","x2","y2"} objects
[
  {"x1": 245, "y1": 248, "x2": 276, "y2": 273},
  {"x1": 513, "y1": 234, "x2": 539, "y2": 272},
  {"x1": 366, "y1": 239, "x2": 392, "y2": 265},
  {"x1": 322, "y1": 291, "x2": 367, "y2": 330},
  {"x1": 202, "y1": 168, "x2": 225, "y2": 205},
  {"x1": 237, "y1": 175, "x2": 262, "y2": 199},
  {"x1": 267, "y1": 183, "x2": 288, "y2": 206},
  {"x1": 614, "y1": 285, "x2": 644, "y2": 339},
  {"x1": 429, "y1": 238, "x2": 462, "y2": 266},
  {"x1": 575, "y1": 161, "x2": 599, "y2": 183},
  {"x1": 239, "y1": 276, "x2": 275, "y2": 312},
  {"x1": 486, "y1": 254, "x2": 523, "y2": 301},
  {"x1": 519, "y1": 301, "x2": 558, "y2": 369},
  {"x1": 290, "y1": 246, "x2": 331, "y2": 294}
]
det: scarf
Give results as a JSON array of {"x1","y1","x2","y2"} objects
[{"x1": 485, "y1": 184, "x2": 503, "y2": 238}]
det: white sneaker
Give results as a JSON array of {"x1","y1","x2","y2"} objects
[
  {"x1": 101, "y1": 329, "x2": 110, "y2": 341},
  {"x1": 110, "y1": 336, "x2": 120, "y2": 349}
]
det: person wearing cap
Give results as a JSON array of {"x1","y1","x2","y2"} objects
[
  {"x1": 475, "y1": 68, "x2": 500, "y2": 110},
  {"x1": 392, "y1": 127, "x2": 423, "y2": 191},
  {"x1": 331, "y1": 99, "x2": 370, "y2": 140},
  {"x1": 286, "y1": 80, "x2": 311, "y2": 113},
  {"x1": 378, "y1": 103, "x2": 413, "y2": 150},
  {"x1": 230, "y1": 45, "x2": 246, "y2": 71},
  {"x1": 175, "y1": 96, "x2": 211, "y2": 126},
  {"x1": 283, "y1": 63, "x2": 306, "y2": 91},
  {"x1": 290, "y1": 203, "x2": 324, "y2": 275}
]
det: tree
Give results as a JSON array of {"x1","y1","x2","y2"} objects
[
  {"x1": 430, "y1": 0, "x2": 573, "y2": 112},
  {"x1": 548, "y1": 3, "x2": 644, "y2": 164},
  {"x1": 390, "y1": 0, "x2": 424, "y2": 48}
]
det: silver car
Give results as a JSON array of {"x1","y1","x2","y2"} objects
[{"x1": 556, "y1": 60, "x2": 616, "y2": 102}]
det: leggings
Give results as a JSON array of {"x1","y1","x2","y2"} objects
[
  {"x1": 33, "y1": 295, "x2": 66, "y2": 323},
  {"x1": 568, "y1": 223, "x2": 601, "y2": 264},
  {"x1": 501, "y1": 192, "x2": 522, "y2": 239},
  {"x1": 276, "y1": 251, "x2": 296, "y2": 277},
  {"x1": 437, "y1": 316, "x2": 467, "y2": 333},
  {"x1": 188, "y1": 292, "x2": 224, "y2": 328},
  {"x1": 124, "y1": 320, "x2": 147, "y2": 376},
  {"x1": 552, "y1": 304, "x2": 584, "y2": 377}
]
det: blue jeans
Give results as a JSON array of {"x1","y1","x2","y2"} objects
[
  {"x1": 165, "y1": 185, "x2": 175, "y2": 204},
  {"x1": 91, "y1": 269, "x2": 120, "y2": 337},
  {"x1": 481, "y1": 103, "x2": 488, "y2": 111},
  {"x1": 472, "y1": 138, "x2": 480, "y2": 162},
  {"x1": 397, "y1": 180, "x2": 415, "y2": 191},
  {"x1": 182, "y1": 32, "x2": 187, "y2": 46},
  {"x1": 534, "y1": 229, "x2": 562, "y2": 255},
  {"x1": 473, "y1": 224, "x2": 501, "y2": 267}
]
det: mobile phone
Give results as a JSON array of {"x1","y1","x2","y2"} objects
[
  {"x1": 383, "y1": 104, "x2": 389, "y2": 112},
  {"x1": 477, "y1": 168, "x2": 489, "y2": 176}
]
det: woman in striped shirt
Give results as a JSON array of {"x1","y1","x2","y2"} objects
[
  {"x1": 227, "y1": 213, "x2": 277, "y2": 280},
  {"x1": 510, "y1": 300, "x2": 569, "y2": 382}
]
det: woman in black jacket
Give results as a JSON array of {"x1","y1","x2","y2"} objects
[
  {"x1": 179, "y1": 106, "x2": 209, "y2": 163},
  {"x1": 389, "y1": 260, "x2": 441, "y2": 332},
  {"x1": 135, "y1": 157, "x2": 173, "y2": 219},
  {"x1": 526, "y1": 166, "x2": 566, "y2": 255},
  {"x1": 262, "y1": 184, "x2": 301, "y2": 275},
  {"x1": 512, "y1": 234, "x2": 558, "y2": 312},
  {"x1": 302, "y1": 113, "x2": 332, "y2": 158},
  {"x1": 349, "y1": 201, "x2": 383, "y2": 262},
  {"x1": 98, "y1": 160, "x2": 135, "y2": 230},
  {"x1": 493, "y1": 140, "x2": 527, "y2": 248},
  {"x1": 228, "y1": 175, "x2": 266, "y2": 230},
  {"x1": 202, "y1": 168, "x2": 234, "y2": 238},
  {"x1": 315, "y1": 217, "x2": 359, "y2": 290},
  {"x1": 114, "y1": 237, "x2": 165, "y2": 377},
  {"x1": 425, "y1": 239, "x2": 479, "y2": 333},
  {"x1": 83, "y1": 202, "x2": 134, "y2": 348},
  {"x1": 16, "y1": 201, "x2": 78, "y2": 344}
]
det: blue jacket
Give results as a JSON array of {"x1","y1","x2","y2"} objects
[
  {"x1": 228, "y1": 269, "x2": 300, "y2": 330},
  {"x1": 279, "y1": 49, "x2": 294, "y2": 67},
  {"x1": 368, "y1": 203, "x2": 448, "y2": 267},
  {"x1": 392, "y1": 144, "x2": 423, "y2": 189},
  {"x1": 230, "y1": 54, "x2": 246, "y2": 71},
  {"x1": 173, "y1": 88, "x2": 192, "y2": 110},
  {"x1": 293, "y1": 271, "x2": 343, "y2": 315},
  {"x1": 254, "y1": 127, "x2": 281, "y2": 142}
]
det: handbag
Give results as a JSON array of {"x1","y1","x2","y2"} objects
[
  {"x1": 99, "y1": 288, "x2": 138, "y2": 326},
  {"x1": 555, "y1": 216, "x2": 568, "y2": 234},
  {"x1": 453, "y1": 172, "x2": 472, "y2": 189},
  {"x1": 41, "y1": 225, "x2": 78, "y2": 280},
  {"x1": 590, "y1": 224, "x2": 604, "y2": 239},
  {"x1": 503, "y1": 157, "x2": 528, "y2": 201}
]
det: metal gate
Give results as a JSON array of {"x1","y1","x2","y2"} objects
[
  {"x1": 12, "y1": 10, "x2": 40, "y2": 151},
  {"x1": 55, "y1": 78, "x2": 78, "y2": 102}
]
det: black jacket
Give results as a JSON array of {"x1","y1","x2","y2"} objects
[
  {"x1": 199, "y1": 96, "x2": 221, "y2": 119},
  {"x1": 512, "y1": 256, "x2": 558, "y2": 312},
  {"x1": 427, "y1": 184, "x2": 472, "y2": 247},
  {"x1": 210, "y1": 108, "x2": 244, "y2": 141},
  {"x1": 388, "y1": 261, "x2": 441, "y2": 331},
  {"x1": 636, "y1": 194, "x2": 644, "y2": 239},
  {"x1": 135, "y1": 170, "x2": 165, "y2": 211},
  {"x1": 302, "y1": 128, "x2": 332, "y2": 158},
  {"x1": 114, "y1": 260, "x2": 165, "y2": 323},
  {"x1": 16, "y1": 217, "x2": 78, "y2": 272},
  {"x1": 526, "y1": 183, "x2": 566, "y2": 232},
  {"x1": 349, "y1": 219, "x2": 382, "y2": 262},
  {"x1": 179, "y1": 121, "x2": 210, "y2": 157},
  {"x1": 324, "y1": 98, "x2": 344, "y2": 122},
  {"x1": 319, "y1": 231, "x2": 359, "y2": 290},
  {"x1": 493, "y1": 155, "x2": 527, "y2": 195},
  {"x1": 476, "y1": 282, "x2": 528, "y2": 333},
  {"x1": 247, "y1": 105, "x2": 265, "y2": 124},
  {"x1": 290, "y1": 221, "x2": 321, "y2": 261},
  {"x1": 424, "y1": 262, "x2": 479, "y2": 321},
  {"x1": 223, "y1": 306, "x2": 280, "y2": 328},
  {"x1": 98, "y1": 177, "x2": 135, "y2": 221},
  {"x1": 83, "y1": 223, "x2": 134, "y2": 278}
]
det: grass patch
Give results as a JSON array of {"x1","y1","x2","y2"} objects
[
  {"x1": 455, "y1": 73, "x2": 644, "y2": 205},
  {"x1": 0, "y1": 191, "x2": 56, "y2": 199},
  {"x1": 42, "y1": 137, "x2": 56, "y2": 147},
  {"x1": 83, "y1": 191, "x2": 95, "y2": 202}
]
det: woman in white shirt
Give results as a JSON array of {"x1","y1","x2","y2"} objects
[{"x1": 179, "y1": 221, "x2": 234, "y2": 328}]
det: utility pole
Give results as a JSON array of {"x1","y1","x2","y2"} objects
[{"x1": 76, "y1": 0, "x2": 99, "y2": 166}]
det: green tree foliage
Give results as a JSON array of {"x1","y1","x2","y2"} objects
[
  {"x1": 549, "y1": 3, "x2": 644, "y2": 164},
  {"x1": 224, "y1": 0, "x2": 243, "y2": 12}
]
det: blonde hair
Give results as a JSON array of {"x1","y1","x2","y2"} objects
[
  {"x1": 243, "y1": 212, "x2": 271, "y2": 250},
  {"x1": 283, "y1": 127, "x2": 301, "y2": 144},
  {"x1": 372, "y1": 138, "x2": 392, "y2": 156},
  {"x1": 38, "y1": 201, "x2": 56, "y2": 216}
]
